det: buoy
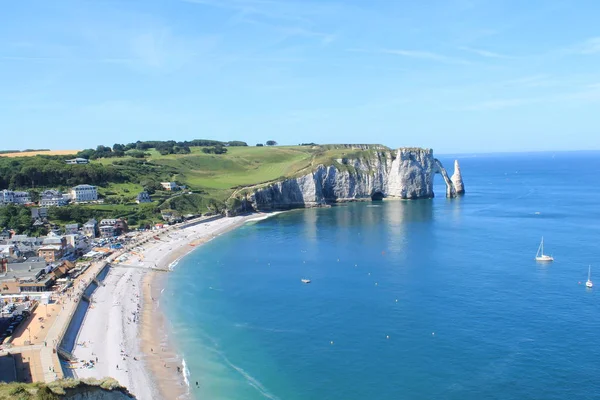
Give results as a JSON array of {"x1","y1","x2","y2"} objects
[
  {"x1": 330, "y1": 341, "x2": 334, "y2": 345},
  {"x1": 395, "y1": 299, "x2": 398, "y2": 303},
  {"x1": 375, "y1": 282, "x2": 378, "y2": 286},
  {"x1": 386, "y1": 335, "x2": 390, "y2": 339},
  {"x1": 432, "y1": 332, "x2": 435, "y2": 336},
  {"x1": 368, "y1": 272, "x2": 371, "y2": 276}
]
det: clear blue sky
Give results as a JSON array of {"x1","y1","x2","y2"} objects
[{"x1": 1, "y1": 0, "x2": 599, "y2": 153}]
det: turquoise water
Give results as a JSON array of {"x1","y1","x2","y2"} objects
[{"x1": 164, "y1": 152, "x2": 600, "y2": 400}]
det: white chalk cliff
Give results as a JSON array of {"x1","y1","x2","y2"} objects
[{"x1": 248, "y1": 147, "x2": 464, "y2": 210}]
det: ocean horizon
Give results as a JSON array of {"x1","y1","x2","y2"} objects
[{"x1": 163, "y1": 151, "x2": 600, "y2": 400}]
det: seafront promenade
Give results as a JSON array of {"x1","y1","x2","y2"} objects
[{"x1": 0, "y1": 218, "x2": 191, "y2": 383}]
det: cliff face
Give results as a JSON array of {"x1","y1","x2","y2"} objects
[{"x1": 248, "y1": 148, "x2": 464, "y2": 210}]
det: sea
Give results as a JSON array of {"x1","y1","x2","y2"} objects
[{"x1": 163, "y1": 151, "x2": 600, "y2": 400}]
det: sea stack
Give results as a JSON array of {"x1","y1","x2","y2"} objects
[{"x1": 451, "y1": 160, "x2": 465, "y2": 195}]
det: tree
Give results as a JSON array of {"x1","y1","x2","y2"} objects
[
  {"x1": 256, "y1": 143, "x2": 264, "y2": 147},
  {"x1": 266, "y1": 140, "x2": 277, "y2": 146},
  {"x1": 113, "y1": 143, "x2": 125, "y2": 152}
]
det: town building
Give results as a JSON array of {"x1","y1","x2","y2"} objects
[
  {"x1": 160, "y1": 182, "x2": 179, "y2": 191},
  {"x1": 6, "y1": 235, "x2": 43, "y2": 256},
  {"x1": 98, "y1": 218, "x2": 129, "y2": 237},
  {"x1": 37, "y1": 235, "x2": 67, "y2": 262},
  {"x1": 0, "y1": 257, "x2": 54, "y2": 294},
  {"x1": 136, "y1": 191, "x2": 152, "y2": 203},
  {"x1": 0, "y1": 244, "x2": 18, "y2": 259},
  {"x1": 70, "y1": 184, "x2": 98, "y2": 202},
  {"x1": 39, "y1": 189, "x2": 69, "y2": 207},
  {"x1": 0, "y1": 190, "x2": 31, "y2": 205},
  {"x1": 65, "y1": 158, "x2": 89, "y2": 164},
  {"x1": 65, "y1": 223, "x2": 79, "y2": 235},
  {"x1": 99, "y1": 225, "x2": 115, "y2": 238},
  {"x1": 31, "y1": 207, "x2": 48, "y2": 220},
  {"x1": 83, "y1": 219, "x2": 98, "y2": 238}
]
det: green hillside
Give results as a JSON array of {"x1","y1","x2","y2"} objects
[{"x1": 0, "y1": 143, "x2": 389, "y2": 229}]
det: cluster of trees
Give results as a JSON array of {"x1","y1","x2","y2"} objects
[
  {"x1": 0, "y1": 156, "x2": 127, "y2": 189},
  {"x1": 201, "y1": 145, "x2": 227, "y2": 154},
  {"x1": 76, "y1": 139, "x2": 248, "y2": 159},
  {"x1": 256, "y1": 140, "x2": 277, "y2": 147},
  {"x1": 0, "y1": 204, "x2": 33, "y2": 234}
]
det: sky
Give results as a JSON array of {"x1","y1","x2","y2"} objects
[{"x1": 1, "y1": 0, "x2": 600, "y2": 153}]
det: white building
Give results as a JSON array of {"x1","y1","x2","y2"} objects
[
  {"x1": 39, "y1": 190, "x2": 69, "y2": 207},
  {"x1": 70, "y1": 185, "x2": 98, "y2": 203},
  {"x1": 65, "y1": 158, "x2": 89, "y2": 164},
  {"x1": 0, "y1": 190, "x2": 31, "y2": 205},
  {"x1": 160, "y1": 182, "x2": 178, "y2": 191}
]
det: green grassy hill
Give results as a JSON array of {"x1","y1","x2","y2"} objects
[
  {"x1": 99, "y1": 144, "x2": 389, "y2": 202},
  {"x1": 0, "y1": 144, "x2": 389, "y2": 229}
]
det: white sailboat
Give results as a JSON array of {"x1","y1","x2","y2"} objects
[
  {"x1": 586, "y1": 266, "x2": 593, "y2": 288},
  {"x1": 535, "y1": 237, "x2": 554, "y2": 261}
]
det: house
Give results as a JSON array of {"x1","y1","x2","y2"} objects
[
  {"x1": 99, "y1": 218, "x2": 128, "y2": 237},
  {"x1": 39, "y1": 190, "x2": 69, "y2": 207},
  {"x1": 7, "y1": 235, "x2": 43, "y2": 256},
  {"x1": 65, "y1": 158, "x2": 89, "y2": 165},
  {"x1": 136, "y1": 191, "x2": 152, "y2": 204},
  {"x1": 37, "y1": 235, "x2": 67, "y2": 262},
  {"x1": 100, "y1": 219, "x2": 117, "y2": 226},
  {"x1": 99, "y1": 225, "x2": 115, "y2": 238},
  {"x1": 0, "y1": 190, "x2": 31, "y2": 205},
  {"x1": 83, "y1": 219, "x2": 98, "y2": 238},
  {"x1": 65, "y1": 223, "x2": 79, "y2": 235},
  {"x1": 0, "y1": 229, "x2": 11, "y2": 241},
  {"x1": 31, "y1": 207, "x2": 48, "y2": 220},
  {"x1": 0, "y1": 244, "x2": 18, "y2": 259},
  {"x1": 70, "y1": 184, "x2": 98, "y2": 203},
  {"x1": 64, "y1": 234, "x2": 88, "y2": 254},
  {"x1": 38, "y1": 245, "x2": 63, "y2": 262},
  {"x1": 160, "y1": 182, "x2": 179, "y2": 191}
]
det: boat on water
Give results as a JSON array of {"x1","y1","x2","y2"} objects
[
  {"x1": 301, "y1": 279, "x2": 311, "y2": 284},
  {"x1": 535, "y1": 237, "x2": 554, "y2": 261},
  {"x1": 586, "y1": 266, "x2": 593, "y2": 288}
]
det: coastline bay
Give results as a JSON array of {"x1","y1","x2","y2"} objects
[{"x1": 165, "y1": 152, "x2": 600, "y2": 400}]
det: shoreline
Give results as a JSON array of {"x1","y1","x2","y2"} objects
[
  {"x1": 67, "y1": 212, "x2": 282, "y2": 400},
  {"x1": 142, "y1": 212, "x2": 284, "y2": 399}
]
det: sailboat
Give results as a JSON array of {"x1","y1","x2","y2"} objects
[
  {"x1": 535, "y1": 237, "x2": 554, "y2": 261},
  {"x1": 586, "y1": 266, "x2": 593, "y2": 288}
]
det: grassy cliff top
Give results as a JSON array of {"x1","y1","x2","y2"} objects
[
  {"x1": 0, "y1": 143, "x2": 427, "y2": 223},
  {"x1": 97, "y1": 144, "x2": 394, "y2": 201}
]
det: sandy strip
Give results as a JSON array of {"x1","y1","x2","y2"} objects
[{"x1": 70, "y1": 213, "x2": 280, "y2": 400}]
